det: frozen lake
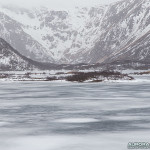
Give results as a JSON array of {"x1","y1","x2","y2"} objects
[{"x1": 0, "y1": 81, "x2": 150, "y2": 150}]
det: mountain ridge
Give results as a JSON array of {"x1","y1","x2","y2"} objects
[{"x1": 0, "y1": 0, "x2": 150, "y2": 64}]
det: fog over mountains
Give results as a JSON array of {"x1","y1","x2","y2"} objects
[
  {"x1": 0, "y1": 0, "x2": 119, "y2": 9},
  {"x1": 0, "y1": 0, "x2": 150, "y2": 66}
]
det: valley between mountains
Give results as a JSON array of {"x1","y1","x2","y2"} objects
[{"x1": 0, "y1": 0, "x2": 150, "y2": 82}]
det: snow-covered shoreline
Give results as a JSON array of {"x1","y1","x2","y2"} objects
[{"x1": 0, "y1": 69, "x2": 150, "y2": 83}]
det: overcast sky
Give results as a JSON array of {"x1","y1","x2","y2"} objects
[{"x1": 0, "y1": 0, "x2": 121, "y2": 9}]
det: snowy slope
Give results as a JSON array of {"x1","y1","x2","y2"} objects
[
  {"x1": 0, "y1": 4, "x2": 108, "y2": 63},
  {"x1": 0, "y1": 10, "x2": 54, "y2": 63},
  {"x1": 87, "y1": 0, "x2": 150, "y2": 63},
  {"x1": 0, "y1": 38, "x2": 38, "y2": 71}
]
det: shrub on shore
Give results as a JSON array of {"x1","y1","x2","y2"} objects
[{"x1": 65, "y1": 71, "x2": 131, "y2": 82}]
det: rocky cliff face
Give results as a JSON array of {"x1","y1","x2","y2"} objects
[{"x1": 0, "y1": 0, "x2": 150, "y2": 64}]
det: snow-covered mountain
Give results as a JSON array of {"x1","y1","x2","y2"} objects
[
  {"x1": 0, "y1": 0, "x2": 150, "y2": 64},
  {"x1": 88, "y1": 0, "x2": 150, "y2": 63},
  {"x1": 0, "y1": 5, "x2": 104, "y2": 63},
  {"x1": 0, "y1": 38, "x2": 89, "y2": 71},
  {"x1": 0, "y1": 38, "x2": 38, "y2": 70}
]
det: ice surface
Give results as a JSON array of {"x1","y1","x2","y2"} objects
[{"x1": 0, "y1": 81, "x2": 150, "y2": 150}]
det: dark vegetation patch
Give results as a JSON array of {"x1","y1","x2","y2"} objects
[
  {"x1": 46, "y1": 76, "x2": 58, "y2": 81},
  {"x1": 65, "y1": 71, "x2": 134, "y2": 82}
]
